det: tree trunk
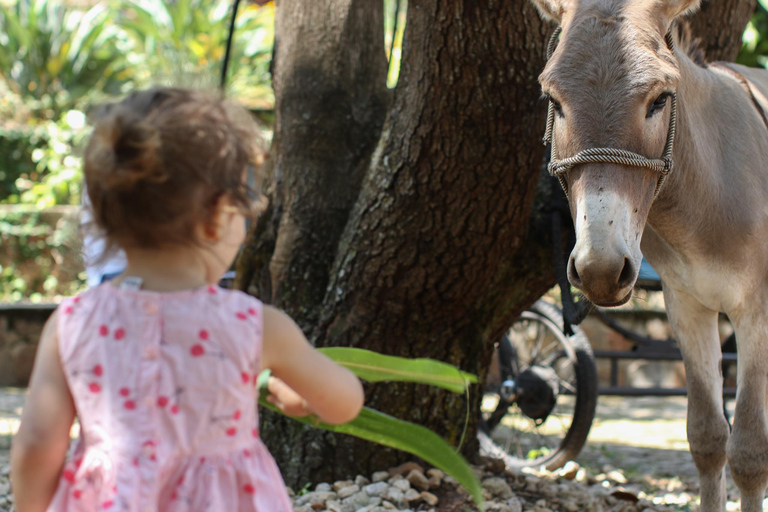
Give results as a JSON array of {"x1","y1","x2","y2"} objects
[
  {"x1": 237, "y1": 0, "x2": 754, "y2": 488},
  {"x1": 688, "y1": 0, "x2": 756, "y2": 62}
]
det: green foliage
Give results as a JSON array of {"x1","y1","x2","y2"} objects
[
  {"x1": 738, "y1": 1, "x2": 768, "y2": 68},
  {"x1": 117, "y1": 0, "x2": 275, "y2": 108},
  {"x1": 318, "y1": 347, "x2": 477, "y2": 393},
  {"x1": 0, "y1": 126, "x2": 46, "y2": 201},
  {"x1": 258, "y1": 349, "x2": 484, "y2": 510},
  {"x1": 0, "y1": 0, "x2": 133, "y2": 118},
  {"x1": 0, "y1": 208, "x2": 85, "y2": 302},
  {"x1": 4, "y1": 110, "x2": 88, "y2": 208}
]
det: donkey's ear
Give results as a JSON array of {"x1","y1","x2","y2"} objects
[
  {"x1": 658, "y1": 0, "x2": 702, "y2": 19},
  {"x1": 529, "y1": 0, "x2": 570, "y2": 23}
]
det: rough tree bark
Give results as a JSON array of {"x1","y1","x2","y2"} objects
[
  {"x1": 688, "y1": 0, "x2": 756, "y2": 62},
  {"x1": 236, "y1": 0, "x2": 754, "y2": 487}
]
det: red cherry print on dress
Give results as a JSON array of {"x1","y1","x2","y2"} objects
[
  {"x1": 226, "y1": 427, "x2": 237, "y2": 436},
  {"x1": 124, "y1": 400, "x2": 136, "y2": 410},
  {"x1": 241, "y1": 372, "x2": 250, "y2": 384},
  {"x1": 99, "y1": 325, "x2": 109, "y2": 337},
  {"x1": 248, "y1": 307, "x2": 258, "y2": 317},
  {"x1": 89, "y1": 382, "x2": 101, "y2": 393},
  {"x1": 190, "y1": 344, "x2": 205, "y2": 357},
  {"x1": 64, "y1": 305, "x2": 74, "y2": 315},
  {"x1": 102, "y1": 500, "x2": 114, "y2": 509},
  {"x1": 114, "y1": 328, "x2": 125, "y2": 341},
  {"x1": 252, "y1": 428, "x2": 258, "y2": 438},
  {"x1": 73, "y1": 296, "x2": 80, "y2": 303},
  {"x1": 132, "y1": 457, "x2": 139, "y2": 467},
  {"x1": 243, "y1": 484, "x2": 256, "y2": 494},
  {"x1": 73, "y1": 489, "x2": 82, "y2": 499},
  {"x1": 171, "y1": 405, "x2": 179, "y2": 415},
  {"x1": 171, "y1": 491, "x2": 178, "y2": 501},
  {"x1": 157, "y1": 396, "x2": 169, "y2": 407},
  {"x1": 119, "y1": 387, "x2": 130, "y2": 397},
  {"x1": 233, "y1": 409, "x2": 242, "y2": 420},
  {"x1": 199, "y1": 329, "x2": 209, "y2": 340},
  {"x1": 93, "y1": 365, "x2": 103, "y2": 377},
  {"x1": 208, "y1": 286, "x2": 217, "y2": 294},
  {"x1": 243, "y1": 449, "x2": 252, "y2": 457},
  {"x1": 236, "y1": 312, "x2": 248, "y2": 321},
  {"x1": 62, "y1": 469, "x2": 76, "y2": 482}
]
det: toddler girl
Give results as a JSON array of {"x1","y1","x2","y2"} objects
[{"x1": 10, "y1": 88, "x2": 364, "y2": 512}]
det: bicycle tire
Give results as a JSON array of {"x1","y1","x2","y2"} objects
[{"x1": 480, "y1": 299, "x2": 598, "y2": 470}]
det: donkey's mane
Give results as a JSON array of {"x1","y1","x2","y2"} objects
[{"x1": 671, "y1": 20, "x2": 708, "y2": 68}]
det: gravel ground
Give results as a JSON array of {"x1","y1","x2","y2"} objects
[{"x1": 0, "y1": 391, "x2": 752, "y2": 511}]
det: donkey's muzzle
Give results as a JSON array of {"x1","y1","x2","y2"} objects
[{"x1": 568, "y1": 244, "x2": 636, "y2": 307}]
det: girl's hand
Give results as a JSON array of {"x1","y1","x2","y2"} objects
[
  {"x1": 261, "y1": 306, "x2": 364, "y2": 425},
  {"x1": 266, "y1": 376, "x2": 313, "y2": 417}
]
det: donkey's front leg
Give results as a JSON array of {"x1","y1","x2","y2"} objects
[
  {"x1": 727, "y1": 308, "x2": 768, "y2": 512},
  {"x1": 665, "y1": 287, "x2": 729, "y2": 511}
]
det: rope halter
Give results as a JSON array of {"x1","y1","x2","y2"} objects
[{"x1": 542, "y1": 27, "x2": 678, "y2": 200}]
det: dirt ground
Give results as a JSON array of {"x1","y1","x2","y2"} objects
[{"x1": 0, "y1": 390, "x2": 752, "y2": 511}]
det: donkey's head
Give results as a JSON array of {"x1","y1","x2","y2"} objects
[{"x1": 532, "y1": 0, "x2": 700, "y2": 306}]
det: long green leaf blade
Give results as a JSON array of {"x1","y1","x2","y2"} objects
[
  {"x1": 260, "y1": 399, "x2": 484, "y2": 510},
  {"x1": 318, "y1": 347, "x2": 477, "y2": 393}
]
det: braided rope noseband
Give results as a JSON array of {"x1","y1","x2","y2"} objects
[{"x1": 542, "y1": 27, "x2": 678, "y2": 200}]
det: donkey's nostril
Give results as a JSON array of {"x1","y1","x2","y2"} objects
[
  {"x1": 617, "y1": 257, "x2": 635, "y2": 288},
  {"x1": 568, "y1": 256, "x2": 583, "y2": 288}
]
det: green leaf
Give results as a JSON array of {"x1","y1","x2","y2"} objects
[
  {"x1": 318, "y1": 347, "x2": 477, "y2": 393},
  {"x1": 260, "y1": 398, "x2": 484, "y2": 510}
]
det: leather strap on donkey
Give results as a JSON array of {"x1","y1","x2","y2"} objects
[{"x1": 542, "y1": 27, "x2": 678, "y2": 201}]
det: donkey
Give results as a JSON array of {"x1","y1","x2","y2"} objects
[{"x1": 529, "y1": 0, "x2": 768, "y2": 510}]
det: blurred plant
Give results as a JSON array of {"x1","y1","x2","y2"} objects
[
  {"x1": 6, "y1": 110, "x2": 88, "y2": 208},
  {"x1": 0, "y1": 0, "x2": 134, "y2": 119},
  {"x1": 118, "y1": 0, "x2": 275, "y2": 108},
  {"x1": 738, "y1": 0, "x2": 768, "y2": 68},
  {"x1": 0, "y1": 208, "x2": 85, "y2": 302},
  {"x1": 384, "y1": 0, "x2": 406, "y2": 88}
]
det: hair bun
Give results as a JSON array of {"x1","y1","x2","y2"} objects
[{"x1": 86, "y1": 108, "x2": 166, "y2": 191}]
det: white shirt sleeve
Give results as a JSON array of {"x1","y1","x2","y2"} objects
[{"x1": 81, "y1": 188, "x2": 127, "y2": 286}]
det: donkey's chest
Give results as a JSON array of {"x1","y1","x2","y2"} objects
[{"x1": 641, "y1": 229, "x2": 756, "y2": 314}]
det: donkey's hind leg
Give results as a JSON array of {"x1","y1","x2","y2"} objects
[
  {"x1": 665, "y1": 287, "x2": 729, "y2": 512},
  {"x1": 727, "y1": 311, "x2": 768, "y2": 512}
]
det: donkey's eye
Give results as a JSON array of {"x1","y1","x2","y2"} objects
[
  {"x1": 544, "y1": 94, "x2": 564, "y2": 116},
  {"x1": 647, "y1": 93, "x2": 670, "y2": 118}
]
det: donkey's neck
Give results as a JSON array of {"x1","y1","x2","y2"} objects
[{"x1": 644, "y1": 51, "x2": 768, "y2": 271}]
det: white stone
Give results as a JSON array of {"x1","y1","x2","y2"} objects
[
  {"x1": 333, "y1": 480, "x2": 354, "y2": 491},
  {"x1": 406, "y1": 469, "x2": 430, "y2": 491},
  {"x1": 338, "y1": 485, "x2": 361, "y2": 499},
  {"x1": 506, "y1": 497, "x2": 523, "y2": 512},
  {"x1": 364, "y1": 481, "x2": 389, "y2": 498},
  {"x1": 420, "y1": 491, "x2": 439, "y2": 506},
  {"x1": 482, "y1": 476, "x2": 514, "y2": 499},
  {"x1": 372, "y1": 471, "x2": 390, "y2": 483},
  {"x1": 404, "y1": 488, "x2": 421, "y2": 502},
  {"x1": 391, "y1": 479, "x2": 410, "y2": 492}
]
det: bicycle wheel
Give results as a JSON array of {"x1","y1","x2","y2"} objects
[{"x1": 480, "y1": 300, "x2": 598, "y2": 470}]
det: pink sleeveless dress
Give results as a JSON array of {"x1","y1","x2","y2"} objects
[{"x1": 47, "y1": 284, "x2": 293, "y2": 512}]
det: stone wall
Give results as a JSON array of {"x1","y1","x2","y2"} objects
[{"x1": 0, "y1": 304, "x2": 55, "y2": 386}]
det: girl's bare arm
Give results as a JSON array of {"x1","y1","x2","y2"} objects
[
  {"x1": 11, "y1": 311, "x2": 76, "y2": 512},
  {"x1": 261, "y1": 306, "x2": 364, "y2": 425}
]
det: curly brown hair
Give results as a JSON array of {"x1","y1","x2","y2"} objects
[{"x1": 84, "y1": 87, "x2": 266, "y2": 253}]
